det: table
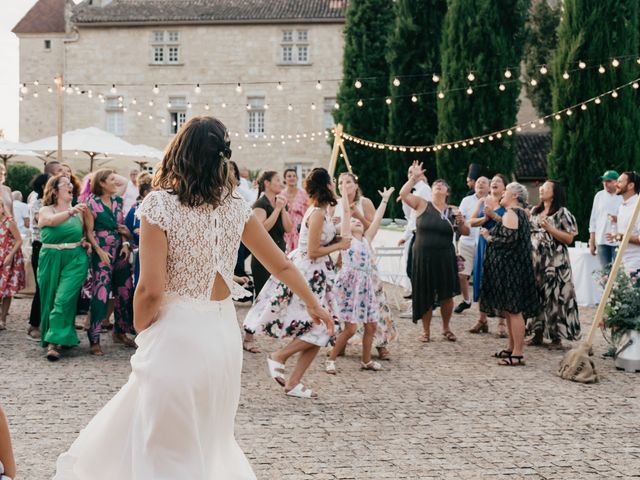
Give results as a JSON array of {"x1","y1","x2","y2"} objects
[{"x1": 568, "y1": 246, "x2": 603, "y2": 306}]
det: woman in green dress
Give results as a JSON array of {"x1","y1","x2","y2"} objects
[{"x1": 38, "y1": 175, "x2": 90, "y2": 361}]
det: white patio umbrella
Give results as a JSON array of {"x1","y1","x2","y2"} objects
[
  {"x1": 0, "y1": 140, "x2": 40, "y2": 167},
  {"x1": 25, "y1": 127, "x2": 158, "y2": 171}
]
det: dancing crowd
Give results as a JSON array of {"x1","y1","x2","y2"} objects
[{"x1": 0, "y1": 134, "x2": 638, "y2": 398}]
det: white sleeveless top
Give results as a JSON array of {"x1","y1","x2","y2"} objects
[
  {"x1": 297, "y1": 206, "x2": 336, "y2": 254},
  {"x1": 333, "y1": 197, "x2": 364, "y2": 220},
  {"x1": 137, "y1": 189, "x2": 251, "y2": 301}
]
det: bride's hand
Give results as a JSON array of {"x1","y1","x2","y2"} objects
[{"x1": 306, "y1": 303, "x2": 334, "y2": 336}]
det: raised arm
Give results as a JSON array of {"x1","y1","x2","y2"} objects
[
  {"x1": 365, "y1": 187, "x2": 394, "y2": 242},
  {"x1": 399, "y1": 161, "x2": 428, "y2": 212}
]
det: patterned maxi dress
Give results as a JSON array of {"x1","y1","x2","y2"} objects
[
  {"x1": 87, "y1": 195, "x2": 135, "y2": 344},
  {"x1": 244, "y1": 207, "x2": 340, "y2": 347},
  {"x1": 335, "y1": 236, "x2": 398, "y2": 348},
  {"x1": 480, "y1": 208, "x2": 540, "y2": 319},
  {"x1": 38, "y1": 215, "x2": 89, "y2": 347},
  {"x1": 284, "y1": 188, "x2": 309, "y2": 253},
  {"x1": 472, "y1": 203, "x2": 506, "y2": 302},
  {"x1": 0, "y1": 216, "x2": 25, "y2": 297},
  {"x1": 526, "y1": 207, "x2": 581, "y2": 342}
]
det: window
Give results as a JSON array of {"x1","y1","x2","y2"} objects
[
  {"x1": 247, "y1": 96, "x2": 265, "y2": 134},
  {"x1": 279, "y1": 29, "x2": 310, "y2": 65},
  {"x1": 323, "y1": 97, "x2": 336, "y2": 130},
  {"x1": 285, "y1": 164, "x2": 313, "y2": 186},
  {"x1": 44, "y1": 39, "x2": 51, "y2": 50},
  {"x1": 105, "y1": 96, "x2": 124, "y2": 136},
  {"x1": 150, "y1": 31, "x2": 181, "y2": 65},
  {"x1": 168, "y1": 96, "x2": 187, "y2": 134}
]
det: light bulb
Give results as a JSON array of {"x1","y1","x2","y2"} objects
[
  {"x1": 504, "y1": 69, "x2": 512, "y2": 78},
  {"x1": 507, "y1": 130, "x2": 513, "y2": 136},
  {"x1": 498, "y1": 84, "x2": 506, "y2": 91},
  {"x1": 554, "y1": 114, "x2": 561, "y2": 120},
  {"x1": 393, "y1": 77, "x2": 401, "y2": 87},
  {"x1": 357, "y1": 99, "x2": 363, "y2": 107},
  {"x1": 466, "y1": 86, "x2": 473, "y2": 95},
  {"x1": 47, "y1": 86, "x2": 53, "y2": 93},
  {"x1": 276, "y1": 82, "x2": 284, "y2": 91},
  {"x1": 33, "y1": 80, "x2": 39, "y2": 86},
  {"x1": 539, "y1": 65, "x2": 548, "y2": 75},
  {"x1": 562, "y1": 71, "x2": 570, "y2": 80},
  {"x1": 132, "y1": 98, "x2": 137, "y2": 105},
  {"x1": 334, "y1": 102, "x2": 340, "y2": 109},
  {"x1": 110, "y1": 84, "x2": 117, "y2": 94},
  {"x1": 496, "y1": 132, "x2": 502, "y2": 138},
  {"x1": 316, "y1": 80, "x2": 323, "y2": 90},
  {"x1": 221, "y1": 102, "x2": 227, "y2": 108},
  {"x1": 598, "y1": 65, "x2": 606, "y2": 74},
  {"x1": 354, "y1": 80, "x2": 362, "y2": 89},
  {"x1": 633, "y1": 82, "x2": 639, "y2": 89},
  {"x1": 578, "y1": 60, "x2": 586, "y2": 69},
  {"x1": 148, "y1": 100, "x2": 154, "y2": 106},
  {"x1": 530, "y1": 78, "x2": 538, "y2": 86},
  {"x1": 264, "y1": 104, "x2": 269, "y2": 110},
  {"x1": 411, "y1": 95, "x2": 418, "y2": 103},
  {"x1": 246, "y1": 104, "x2": 251, "y2": 110},
  {"x1": 611, "y1": 90, "x2": 618, "y2": 98},
  {"x1": 152, "y1": 84, "x2": 159, "y2": 94},
  {"x1": 467, "y1": 72, "x2": 475, "y2": 82},
  {"x1": 194, "y1": 84, "x2": 201, "y2": 94},
  {"x1": 311, "y1": 103, "x2": 317, "y2": 110},
  {"x1": 187, "y1": 102, "x2": 192, "y2": 109},
  {"x1": 566, "y1": 109, "x2": 573, "y2": 115},
  {"x1": 204, "y1": 103, "x2": 210, "y2": 110},
  {"x1": 612, "y1": 58, "x2": 620, "y2": 68},
  {"x1": 385, "y1": 97, "x2": 392, "y2": 105},
  {"x1": 33, "y1": 92, "x2": 39, "y2": 98},
  {"x1": 20, "y1": 84, "x2": 28, "y2": 94},
  {"x1": 432, "y1": 74, "x2": 440, "y2": 83},
  {"x1": 287, "y1": 103, "x2": 293, "y2": 111},
  {"x1": 235, "y1": 83, "x2": 242, "y2": 93},
  {"x1": 437, "y1": 91, "x2": 445, "y2": 99},
  {"x1": 166, "y1": 102, "x2": 171, "y2": 108},
  {"x1": 581, "y1": 104, "x2": 587, "y2": 110}
]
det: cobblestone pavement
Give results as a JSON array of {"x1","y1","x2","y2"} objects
[{"x1": 2, "y1": 293, "x2": 639, "y2": 479}]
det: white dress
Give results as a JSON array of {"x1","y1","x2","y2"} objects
[{"x1": 53, "y1": 190, "x2": 256, "y2": 480}]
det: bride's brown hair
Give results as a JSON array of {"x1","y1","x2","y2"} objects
[{"x1": 154, "y1": 116, "x2": 234, "y2": 207}]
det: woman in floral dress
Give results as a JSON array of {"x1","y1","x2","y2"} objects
[
  {"x1": 244, "y1": 167, "x2": 349, "y2": 398},
  {"x1": 85, "y1": 169, "x2": 136, "y2": 355},
  {"x1": 326, "y1": 185, "x2": 395, "y2": 374},
  {"x1": 526, "y1": 180, "x2": 580, "y2": 349},
  {"x1": 283, "y1": 168, "x2": 309, "y2": 253},
  {"x1": 0, "y1": 200, "x2": 25, "y2": 330}
]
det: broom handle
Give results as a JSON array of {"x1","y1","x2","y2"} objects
[{"x1": 585, "y1": 193, "x2": 640, "y2": 347}]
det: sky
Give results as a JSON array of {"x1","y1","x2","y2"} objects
[{"x1": 0, "y1": 0, "x2": 39, "y2": 141}]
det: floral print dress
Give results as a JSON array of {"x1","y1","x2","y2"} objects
[
  {"x1": 0, "y1": 216, "x2": 25, "y2": 297},
  {"x1": 243, "y1": 206, "x2": 340, "y2": 347},
  {"x1": 284, "y1": 188, "x2": 309, "y2": 253},
  {"x1": 526, "y1": 207, "x2": 581, "y2": 341}
]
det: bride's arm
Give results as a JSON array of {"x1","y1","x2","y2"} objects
[
  {"x1": 242, "y1": 215, "x2": 333, "y2": 333},
  {"x1": 133, "y1": 218, "x2": 167, "y2": 332}
]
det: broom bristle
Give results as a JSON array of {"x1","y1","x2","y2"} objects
[{"x1": 557, "y1": 343, "x2": 599, "y2": 383}]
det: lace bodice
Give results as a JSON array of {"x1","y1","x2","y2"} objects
[
  {"x1": 137, "y1": 190, "x2": 251, "y2": 301},
  {"x1": 297, "y1": 207, "x2": 336, "y2": 254}
]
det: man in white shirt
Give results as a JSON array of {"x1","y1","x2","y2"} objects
[
  {"x1": 239, "y1": 166, "x2": 258, "y2": 204},
  {"x1": 11, "y1": 191, "x2": 30, "y2": 240},
  {"x1": 454, "y1": 176, "x2": 489, "y2": 313},
  {"x1": 397, "y1": 165, "x2": 431, "y2": 318},
  {"x1": 588, "y1": 170, "x2": 622, "y2": 268},
  {"x1": 608, "y1": 171, "x2": 640, "y2": 274},
  {"x1": 122, "y1": 167, "x2": 140, "y2": 215}
]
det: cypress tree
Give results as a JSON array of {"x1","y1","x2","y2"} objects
[
  {"x1": 548, "y1": 0, "x2": 640, "y2": 239},
  {"x1": 523, "y1": 0, "x2": 561, "y2": 117},
  {"x1": 386, "y1": 0, "x2": 448, "y2": 204},
  {"x1": 334, "y1": 0, "x2": 394, "y2": 202},
  {"x1": 435, "y1": 0, "x2": 529, "y2": 201}
]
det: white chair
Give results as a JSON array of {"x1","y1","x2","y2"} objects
[{"x1": 374, "y1": 246, "x2": 407, "y2": 310}]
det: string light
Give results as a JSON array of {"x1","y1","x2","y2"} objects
[
  {"x1": 276, "y1": 81, "x2": 284, "y2": 91},
  {"x1": 578, "y1": 60, "x2": 587, "y2": 69},
  {"x1": 354, "y1": 80, "x2": 362, "y2": 89},
  {"x1": 634, "y1": 82, "x2": 639, "y2": 89},
  {"x1": 393, "y1": 77, "x2": 401, "y2": 87},
  {"x1": 20, "y1": 83, "x2": 28, "y2": 94},
  {"x1": 580, "y1": 104, "x2": 587, "y2": 110},
  {"x1": 612, "y1": 58, "x2": 620, "y2": 68},
  {"x1": 385, "y1": 97, "x2": 392, "y2": 105},
  {"x1": 287, "y1": 103, "x2": 293, "y2": 111},
  {"x1": 598, "y1": 65, "x2": 606, "y2": 74},
  {"x1": 411, "y1": 95, "x2": 418, "y2": 103},
  {"x1": 432, "y1": 74, "x2": 440, "y2": 83},
  {"x1": 152, "y1": 84, "x2": 160, "y2": 94},
  {"x1": 437, "y1": 91, "x2": 445, "y2": 99},
  {"x1": 204, "y1": 103, "x2": 210, "y2": 110},
  {"x1": 235, "y1": 83, "x2": 242, "y2": 93},
  {"x1": 110, "y1": 84, "x2": 117, "y2": 94},
  {"x1": 467, "y1": 72, "x2": 475, "y2": 82},
  {"x1": 498, "y1": 84, "x2": 506, "y2": 91},
  {"x1": 466, "y1": 87, "x2": 473, "y2": 95},
  {"x1": 311, "y1": 102, "x2": 317, "y2": 110},
  {"x1": 595, "y1": 97, "x2": 601, "y2": 104},
  {"x1": 539, "y1": 65, "x2": 548, "y2": 75},
  {"x1": 504, "y1": 69, "x2": 512, "y2": 79},
  {"x1": 530, "y1": 79, "x2": 538, "y2": 86},
  {"x1": 356, "y1": 99, "x2": 364, "y2": 107},
  {"x1": 562, "y1": 71, "x2": 570, "y2": 80},
  {"x1": 194, "y1": 83, "x2": 201, "y2": 94},
  {"x1": 316, "y1": 80, "x2": 323, "y2": 90},
  {"x1": 611, "y1": 90, "x2": 618, "y2": 98},
  {"x1": 47, "y1": 86, "x2": 53, "y2": 93}
]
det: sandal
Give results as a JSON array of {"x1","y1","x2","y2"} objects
[
  {"x1": 0, "y1": 321, "x2": 6, "y2": 331},
  {"x1": 27, "y1": 326, "x2": 40, "y2": 341},
  {"x1": 325, "y1": 360, "x2": 336, "y2": 375},
  {"x1": 493, "y1": 349, "x2": 513, "y2": 359},
  {"x1": 419, "y1": 332, "x2": 430, "y2": 343},
  {"x1": 469, "y1": 320, "x2": 488, "y2": 334},
  {"x1": 90, "y1": 343, "x2": 104, "y2": 356},
  {"x1": 377, "y1": 346, "x2": 391, "y2": 361},
  {"x1": 46, "y1": 344, "x2": 61, "y2": 362},
  {"x1": 498, "y1": 355, "x2": 525, "y2": 366},
  {"x1": 266, "y1": 356, "x2": 286, "y2": 387},
  {"x1": 361, "y1": 360, "x2": 383, "y2": 371},
  {"x1": 285, "y1": 383, "x2": 317, "y2": 399},
  {"x1": 443, "y1": 331, "x2": 457, "y2": 342},
  {"x1": 112, "y1": 332, "x2": 137, "y2": 348},
  {"x1": 242, "y1": 341, "x2": 261, "y2": 354}
]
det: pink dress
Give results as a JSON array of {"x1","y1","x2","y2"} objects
[
  {"x1": 284, "y1": 188, "x2": 309, "y2": 253},
  {"x1": 0, "y1": 216, "x2": 25, "y2": 297}
]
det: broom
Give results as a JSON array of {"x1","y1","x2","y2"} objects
[{"x1": 558, "y1": 193, "x2": 640, "y2": 383}]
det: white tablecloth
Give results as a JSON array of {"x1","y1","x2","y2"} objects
[{"x1": 568, "y1": 247, "x2": 602, "y2": 307}]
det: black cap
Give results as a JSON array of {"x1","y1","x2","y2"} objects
[{"x1": 467, "y1": 163, "x2": 482, "y2": 181}]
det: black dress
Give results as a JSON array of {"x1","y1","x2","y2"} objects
[
  {"x1": 479, "y1": 208, "x2": 540, "y2": 319},
  {"x1": 251, "y1": 195, "x2": 286, "y2": 296},
  {"x1": 411, "y1": 202, "x2": 460, "y2": 322}
]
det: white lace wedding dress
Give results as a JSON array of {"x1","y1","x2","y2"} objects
[{"x1": 53, "y1": 190, "x2": 256, "y2": 479}]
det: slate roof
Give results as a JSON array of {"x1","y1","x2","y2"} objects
[
  {"x1": 514, "y1": 131, "x2": 551, "y2": 180},
  {"x1": 12, "y1": 0, "x2": 66, "y2": 34},
  {"x1": 72, "y1": 0, "x2": 347, "y2": 25}
]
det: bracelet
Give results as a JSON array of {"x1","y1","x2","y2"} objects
[{"x1": 122, "y1": 241, "x2": 131, "y2": 247}]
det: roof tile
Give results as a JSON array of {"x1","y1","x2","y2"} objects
[{"x1": 13, "y1": 0, "x2": 66, "y2": 34}]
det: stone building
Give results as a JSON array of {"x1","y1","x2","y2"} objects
[{"x1": 13, "y1": 0, "x2": 346, "y2": 175}]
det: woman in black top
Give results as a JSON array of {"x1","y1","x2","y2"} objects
[
  {"x1": 399, "y1": 161, "x2": 470, "y2": 343},
  {"x1": 244, "y1": 170, "x2": 292, "y2": 353}
]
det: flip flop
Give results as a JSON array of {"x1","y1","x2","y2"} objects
[{"x1": 266, "y1": 356, "x2": 286, "y2": 387}]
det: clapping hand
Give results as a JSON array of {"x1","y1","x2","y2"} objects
[
  {"x1": 275, "y1": 193, "x2": 287, "y2": 210},
  {"x1": 480, "y1": 228, "x2": 491, "y2": 241}
]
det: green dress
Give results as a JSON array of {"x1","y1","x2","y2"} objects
[{"x1": 39, "y1": 215, "x2": 89, "y2": 347}]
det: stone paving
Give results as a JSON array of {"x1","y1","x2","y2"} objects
[{"x1": 1, "y1": 293, "x2": 639, "y2": 479}]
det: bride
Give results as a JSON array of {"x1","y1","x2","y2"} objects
[{"x1": 53, "y1": 116, "x2": 333, "y2": 479}]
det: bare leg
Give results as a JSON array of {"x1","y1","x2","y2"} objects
[
  {"x1": 361, "y1": 323, "x2": 377, "y2": 364},
  {"x1": 0, "y1": 297, "x2": 11, "y2": 327},
  {"x1": 505, "y1": 314, "x2": 515, "y2": 352},
  {"x1": 271, "y1": 338, "x2": 311, "y2": 365},
  {"x1": 242, "y1": 332, "x2": 260, "y2": 353},
  {"x1": 286, "y1": 343, "x2": 320, "y2": 390},
  {"x1": 509, "y1": 312, "x2": 525, "y2": 357},
  {"x1": 421, "y1": 308, "x2": 433, "y2": 339},
  {"x1": 440, "y1": 298, "x2": 454, "y2": 333},
  {"x1": 104, "y1": 299, "x2": 115, "y2": 326},
  {"x1": 329, "y1": 323, "x2": 357, "y2": 361},
  {"x1": 458, "y1": 275, "x2": 470, "y2": 303}
]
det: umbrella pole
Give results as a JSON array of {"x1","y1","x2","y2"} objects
[{"x1": 55, "y1": 74, "x2": 64, "y2": 163}]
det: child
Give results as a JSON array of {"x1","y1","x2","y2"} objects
[
  {"x1": 0, "y1": 201, "x2": 25, "y2": 330},
  {"x1": 326, "y1": 185, "x2": 394, "y2": 373}
]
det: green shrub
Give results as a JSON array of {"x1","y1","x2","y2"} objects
[{"x1": 6, "y1": 163, "x2": 41, "y2": 200}]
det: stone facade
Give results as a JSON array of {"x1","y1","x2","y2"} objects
[{"x1": 15, "y1": 2, "x2": 345, "y2": 174}]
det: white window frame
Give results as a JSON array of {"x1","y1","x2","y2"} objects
[
  {"x1": 323, "y1": 97, "x2": 336, "y2": 130},
  {"x1": 279, "y1": 29, "x2": 310, "y2": 65},
  {"x1": 105, "y1": 95, "x2": 125, "y2": 136},
  {"x1": 150, "y1": 31, "x2": 181, "y2": 65},
  {"x1": 247, "y1": 96, "x2": 266, "y2": 134},
  {"x1": 168, "y1": 96, "x2": 187, "y2": 134}
]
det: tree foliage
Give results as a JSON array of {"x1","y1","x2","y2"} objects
[
  {"x1": 523, "y1": 0, "x2": 561, "y2": 117},
  {"x1": 6, "y1": 163, "x2": 41, "y2": 201},
  {"x1": 436, "y1": 0, "x2": 529, "y2": 202},
  {"x1": 548, "y1": 0, "x2": 640, "y2": 240},
  {"x1": 334, "y1": 0, "x2": 395, "y2": 202}
]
